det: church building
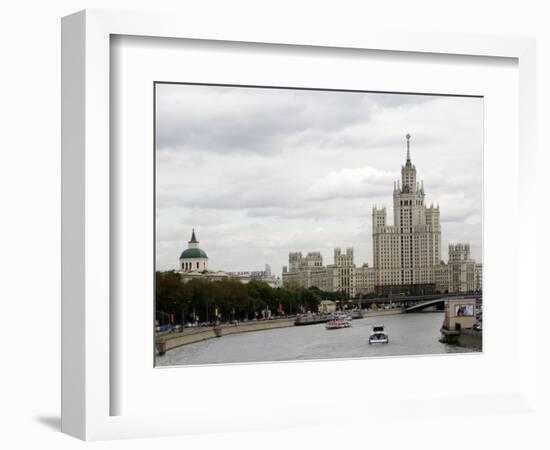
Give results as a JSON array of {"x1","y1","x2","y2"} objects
[{"x1": 179, "y1": 229, "x2": 208, "y2": 272}]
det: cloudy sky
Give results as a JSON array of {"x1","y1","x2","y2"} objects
[{"x1": 155, "y1": 83, "x2": 483, "y2": 276}]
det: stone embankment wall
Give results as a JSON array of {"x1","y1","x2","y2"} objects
[
  {"x1": 457, "y1": 329, "x2": 482, "y2": 349},
  {"x1": 156, "y1": 318, "x2": 295, "y2": 353},
  {"x1": 156, "y1": 309, "x2": 404, "y2": 354},
  {"x1": 362, "y1": 309, "x2": 403, "y2": 318}
]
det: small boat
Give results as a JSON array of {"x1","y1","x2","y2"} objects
[
  {"x1": 335, "y1": 312, "x2": 353, "y2": 321},
  {"x1": 326, "y1": 317, "x2": 352, "y2": 330},
  {"x1": 369, "y1": 324, "x2": 389, "y2": 344},
  {"x1": 294, "y1": 313, "x2": 329, "y2": 326}
]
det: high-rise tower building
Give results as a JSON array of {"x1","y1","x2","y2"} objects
[
  {"x1": 372, "y1": 134, "x2": 441, "y2": 294},
  {"x1": 282, "y1": 134, "x2": 481, "y2": 297}
]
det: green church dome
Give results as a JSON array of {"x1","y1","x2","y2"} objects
[{"x1": 179, "y1": 248, "x2": 208, "y2": 259}]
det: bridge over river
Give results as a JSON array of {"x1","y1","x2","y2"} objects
[
  {"x1": 359, "y1": 292, "x2": 482, "y2": 306},
  {"x1": 400, "y1": 293, "x2": 482, "y2": 313},
  {"x1": 353, "y1": 292, "x2": 482, "y2": 313}
]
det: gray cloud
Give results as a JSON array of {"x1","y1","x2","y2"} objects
[
  {"x1": 155, "y1": 84, "x2": 483, "y2": 274},
  {"x1": 156, "y1": 85, "x2": 436, "y2": 156}
]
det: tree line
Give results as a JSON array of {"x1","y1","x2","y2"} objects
[{"x1": 155, "y1": 271, "x2": 355, "y2": 324}]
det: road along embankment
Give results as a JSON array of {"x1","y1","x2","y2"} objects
[{"x1": 156, "y1": 319, "x2": 296, "y2": 354}]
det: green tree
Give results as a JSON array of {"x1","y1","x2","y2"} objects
[{"x1": 156, "y1": 270, "x2": 331, "y2": 323}]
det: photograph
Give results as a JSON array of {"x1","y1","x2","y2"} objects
[
  {"x1": 455, "y1": 304, "x2": 475, "y2": 317},
  {"x1": 153, "y1": 83, "x2": 483, "y2": 366}
]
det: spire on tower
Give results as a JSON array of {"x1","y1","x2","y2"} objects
[
  {"x1": 406, "y1": 133, "x2": 411, "y2": 163},
  {"x1": 189, "y1": 228, "x2": 198, "y2": 244}
]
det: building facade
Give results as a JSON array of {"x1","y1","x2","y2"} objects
[
  {"x1": 372, "y1": 134, "x2": 441, "y2": 294},
  {"x1": 232, "y1": 264, "x2": 282, "y2": 288},
  {"x1": 282, "y1": 134, "x2": 482, "y2": 296},
  {"x1": 282, "y1": 251, "x2": 334, "y2": 292},
  {"x1": 282, "y1": 248, "x2": 376, "y2": 297},
  {"x1": 434, "y1": 243, "x2": 483, "y2": 293}
]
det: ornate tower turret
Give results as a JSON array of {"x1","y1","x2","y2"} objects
[
  {"x1": 401, "y1": 133, "x2": 417, "y2": 193},
  {"x1": 406, "y1": 133, "x2": 411, "y2": 163}
]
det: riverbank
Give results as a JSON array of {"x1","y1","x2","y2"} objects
[
  {"x1": 156, "y1": 311, "x2": 468, "y2": 366},
  {"x1": 156, "y1": 308, "x2": 404, "y2": 354},
  {"x1": 363, "y1": 309, "x2": 403, "y2": 318},
  {"x1": 156, "y1": 318, "x2": 296, "y2": 354}
]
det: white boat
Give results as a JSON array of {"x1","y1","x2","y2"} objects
[
  {"x1": 335, "y1": 312, "x2": 353, "y2": 321},
  {"x1": 369, "y1": 324, "x2": 389, "y2": 344},
  {"x1": 326, "y1": 317, "x2": 352, "y2": 330}
]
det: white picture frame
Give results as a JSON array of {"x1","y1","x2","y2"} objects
[{"x1": 61, "y1": 9, "x2": 537, "y2": 441}]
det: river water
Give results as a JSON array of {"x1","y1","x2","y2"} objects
[{"x1": 156, "y1": 312, "x2": 479, "y2": 366}]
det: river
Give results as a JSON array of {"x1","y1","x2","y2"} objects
[{"x1": 155, "y1": 312, "x2": 479, "y2": 366}]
